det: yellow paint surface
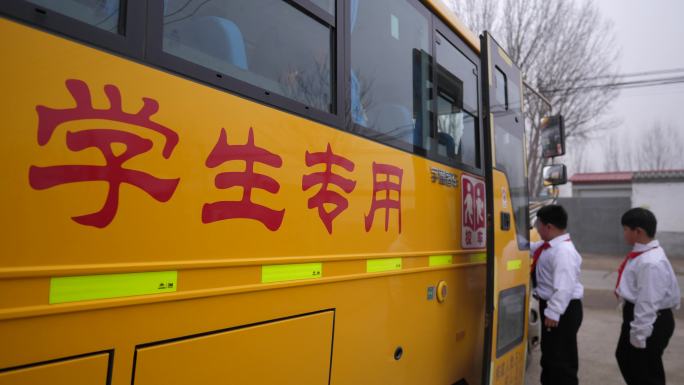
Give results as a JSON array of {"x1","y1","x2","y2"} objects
[
  {"x1": 0, "y1": 15, "x2": 524, "y2": 385},
  {"x1": 489, "y1": 170, "x2": 530, "y2": 385},
  {"x1": 134, "y1": 312, "x2": 333, "y2": 385},
  {"x1": 0, "y1": 353, "x2": 109, "y2": 385}
]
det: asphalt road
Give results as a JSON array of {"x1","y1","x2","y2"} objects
[{"x1": 525, "y1": 255, "x2": 684, "y2": 385}]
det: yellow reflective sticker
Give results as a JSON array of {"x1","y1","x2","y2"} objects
[
  {"x1": 429, "y1": 255, "x2": 453, "y2": 267},
  {"x1": 507, "y1": 259, "x2": 522, "y2": 271},
  {"x1": 50, "y1": 271, "x2": 177, "y2": 304},
  {"x1": 469, "y1": 253, "x2": 487, "y2": 263},
  {"x1": 261, "y1": 263, "x2": 322, "y2": 283},
  {"x1": 366, "y1": 258, "x2": 402, "y2": 273}
]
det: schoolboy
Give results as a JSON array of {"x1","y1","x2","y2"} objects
[
  {"x1": 531, "y1": 204, "x2": 584, "y2": 385},
  {"x1": 615, "y1": 207, "x2": 680, "y2": 385}
]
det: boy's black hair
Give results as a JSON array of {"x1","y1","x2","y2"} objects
[
  {"x1": 536, "y1": 204, "x2": 568, "y2": 230},
  {"x1": 621, "y1": 207, "x2": 657, "y2": 238}
]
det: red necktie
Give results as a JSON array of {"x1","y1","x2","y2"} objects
[
  {"x1": 615, "y1": 247, "x2": 657, "y2": 294},
  {"x1": 531, "y1": 242, "x2": 551, "y2": 271},
  {"x1": 531, "y1": 242, "x2": 551, "y2": 287}
]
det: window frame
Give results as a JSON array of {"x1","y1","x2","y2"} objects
[
  {"x1": 144, "y1": 0, "x2": 344, "y2": 129},
  {"x1": 432, "y1": 16, "x2": 484, "y2": 175},
  {"x1": 496, "y1": 285, "x2": 529, "y2": 358},
  {"x1": 0, "y1": 0, "x2": 146, "y2": 60},
  {"x1": 346, "y1": 0, "x2": 435, "y2": 159},
  {"x1": 495, "y1": 66, "x2": 509, "y2": 111},
  {"x1": 2, "y1": 0, "x2": 486, "y2": 176},
  {"x1": 494, "y1": 112, "x2": 530, "y2": 251},
  {"x1": 495, "y1": 284, "x2": 527, "y2": 358}
]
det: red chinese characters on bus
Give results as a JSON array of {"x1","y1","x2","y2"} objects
[
  {"x1": 28, "y1": 79, "x2": 180, "y2": 228},
  {"x1": 302, "y1": 144, "x2": 356, "y2": 234},
  {"x1": 202, "y1": 127, "x2": 285, "y2": 231},
  {"x1": 364, "y1": 162, "x2": 403, "y2": 233}
]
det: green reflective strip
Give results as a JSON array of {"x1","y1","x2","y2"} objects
[
  {"x1": 261, "y1": 263, "x2": 322, "y2": 283},
  {"x1": 469, "y1": 253, "x2": 487, "y2": 263},
  {"x1": 366, "y1": 258, "x2": 402, "y2": 273},
  {"x1": 50, "y1": 271, "x2": 177, "y2": 304},
  {"x1": 429, "y1": 255, "x2": 453, "y2": 267},
  {"x1": 507, "y1": 259, "x2": 522, "y2": 271}
]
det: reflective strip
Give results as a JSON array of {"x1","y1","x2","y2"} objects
[
  {"x1": 50, "y1": 271, "x2": 177, "y2": 304},
  {"x1": 507, "y1": 259, "x2": 522, "y2": 271},
  {"x1": 261, "y1": 263, "x2": 322, "y2": 283},
  {"x1": 429, "y1": 255, "x2": 453, "y2": 267},
  {"x1": 470, "y1": 253, "x2": 487, "y2": 263},
  {"x1": 367, "y1": 258, "x2": 402, "y2": 273}
]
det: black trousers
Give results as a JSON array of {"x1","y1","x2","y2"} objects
[
  {"x1": 615, "y1": 301, "x2": 675, "y2": 385},
  {"x1": 539, "y1": 298, "x2": 583, "y2": 385}
]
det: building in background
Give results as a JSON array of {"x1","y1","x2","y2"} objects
[{"x1": 566, "y1": 170, "x2": 684, "y2": 257}]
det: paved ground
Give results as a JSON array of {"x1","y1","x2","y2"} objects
[
  {"x1": 582, "y1": 253, "x2": 684, "y2": 274},
  {"x1": 525, "y1": 254, "x2": 684, "y2": 385}
]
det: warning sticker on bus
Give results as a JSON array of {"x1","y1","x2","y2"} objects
[{"x1": 462, "y1": 174, "x2": 486, "y2": 249}]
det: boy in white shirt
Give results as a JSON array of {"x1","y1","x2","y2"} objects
[
  {"x1": 531, "y1": 205, "x2": 583, "y2": 385},
  {"x1": 615, "y1": 208, "x2": 680, "y2": 385}
]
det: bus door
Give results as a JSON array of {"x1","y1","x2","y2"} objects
[{"x1": 480, "y1": 32, "x2": 530, "y2": 385}]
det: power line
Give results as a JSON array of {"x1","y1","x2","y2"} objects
[
  {"x1": 620, "y1": 86, "x2": 684, "y2": 98},
  {"x1": 617, "y1": 68, "x2": 684, "y2": 78},
  {"x1": 537, "y1": 68, "x2": 684, "y2": 93},
  {"x1": 539, "y1": 75, "x2": 684, "y2": 93},
  {"x1": 618, "y1": 77, "x2": 684, "y2": 90},
  {"x1": 574, "y1": 67, "x2": 684, "y2": 81}
]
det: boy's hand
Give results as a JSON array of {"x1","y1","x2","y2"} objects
[
  {"x1": 630, "y1": 335, "x2": 646, "y2": 349},
  {"x1": 544, "y1": 317, "x2": 559, "y2": 329}
]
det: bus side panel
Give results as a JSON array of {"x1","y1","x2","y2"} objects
[
  {"x1": 1, "y1": 268, "x2": 487, "y2": 385},
  {"x1": 489, "y1": 170, "x2": 530, "y2": 385},
  {"x1": 3, "y1": 18, "x2": 464, "y2": 268},
  {"x1": 1, "y1": 18, "x2": 487, "y2": 385}
]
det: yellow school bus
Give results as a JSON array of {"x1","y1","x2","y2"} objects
[{"x1": 0, "y1": 1, "x2": 531, "y2": 384}]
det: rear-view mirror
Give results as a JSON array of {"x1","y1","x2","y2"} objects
[
  {"x1": 543, "y1": 164, "x2": 567, "y2": 186},
  {"x1": 540, "y1": 115, "x2": 565, "y2": 158}
]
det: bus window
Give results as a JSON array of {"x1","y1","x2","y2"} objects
[
  {"x1": 435, "y1": 32, "x2": 479, "y2": 168},
  {"x1": 27, "y1": 0, "x2": 120, "y2": 33},
  {"x1": 508, "y1": 71, "x2": 521, "y2": 112},
  {"x1": 310, "y1": 0, "x2": 335, "y2": 16},
  {"x1": 496, "y1": 285, "x2": 526, "y2": 357},
  {"x1": 494, "y1": 122, "x2": 529, "y2": 249},
  {"x1": 494, "y1": 67, "x2": 508, "y2": 111},
  {"x1": 162, "y1": 0, "x2": 332, "y2": 113},
  {"x1": 351, "y1": 0, "x2": 431, "y2": 153},
  {"x1": 435, "y1": 33, "x2": 479, "y2": 115}
]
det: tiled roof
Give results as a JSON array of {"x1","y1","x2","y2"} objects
[
  {"x1": 634, "y1": 169, "x2": 684, "y2": 182},
  {"x1": 570, "y1": 169, "x2": 684, "y2": 184},
  {"x1": 570, "y1": 172, "x2": 633, "y2": 184}
]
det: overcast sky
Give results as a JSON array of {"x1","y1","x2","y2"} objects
[
  {"x1": 575, "y1": 0, "x2": 684, "y2": 172},
  {"x1": 443, "y1": 0, "x2": 684, "y2": 173}
]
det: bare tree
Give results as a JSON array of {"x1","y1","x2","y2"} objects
[
  {"x1": 568, "y1": 138, "x2": 591, "y2": 173},
  {"x1": 637, "y1": 122, "x2": 683, "y2": 170},
  {"x1": 279, "y1": 53, "x2": 332, "y2": 112},
  {"x1": 603, "y1": 133, "x2": 623, "y2": 171},
  {"x1": 602, "y1": 122, "x2": 683, "y2": 171},
  {"x1": 447, "y1": 0, "x2": 620, "y2": 195},
  {"x1": 448, "y1": 0, "x2": 499, "y2": 33}
]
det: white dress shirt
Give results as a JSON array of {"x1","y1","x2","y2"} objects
[
  {"x1": 531, "y1": 233, "x2": 584, "y2": 321},
  {"x1": 616, "y1": 240, "x2": 681, "y2": 348}
]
